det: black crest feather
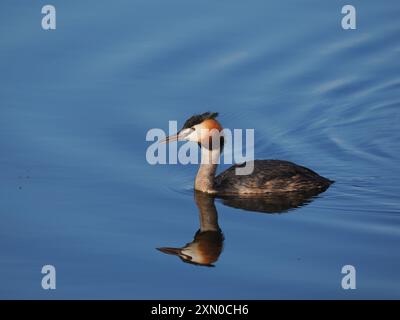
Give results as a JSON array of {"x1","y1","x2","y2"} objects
[{"x1": 182, "y1": 112, "x2": 219, "y2": 129}]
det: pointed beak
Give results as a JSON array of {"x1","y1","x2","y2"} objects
[
  {"x1": 159, "y1": 128, "x2": 193, "y2": 144},
  {"x1": 156, "y1": 247, "x2": 193, "y2": 261},
  {"x1": 159, "y1": 133, "x2": 180, "y2": 144},
  {"x1": 157, "y1": 247, "x2": 182, "y2": 255}
]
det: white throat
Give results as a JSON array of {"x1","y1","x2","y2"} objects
[{"x1": 195, "y1": 147, "x2": 221, "y2": 193}]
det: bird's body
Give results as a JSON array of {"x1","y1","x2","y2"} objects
[
  {"x1": 215, "y1": 160, "x2": 333, "y2": 195},
  {"x1": 161, "y1": 112, "x2": 333, "y2": 195}
]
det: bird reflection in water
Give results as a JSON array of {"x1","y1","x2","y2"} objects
[
  {"x1": 157, "y1": 191, "x2": 224, "y2": 267},
  {"x1": 157, "y1": 187, "x2": 328, "y2": 266}
]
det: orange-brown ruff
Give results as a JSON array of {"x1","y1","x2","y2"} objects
[{"x1": 162, "y1": 112, "x2": 334, "y2": 195}]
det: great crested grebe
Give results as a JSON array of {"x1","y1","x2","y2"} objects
[
  {"x1": 157, "y1": 191, "x2": 224, "y2": 267},
  {"x1": 162, "y1": 112, "x2": 333, "y2": 195}
]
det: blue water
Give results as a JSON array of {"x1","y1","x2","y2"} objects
[{"x1": 1, "y1": 0, "x2": 399, "y2": 299}]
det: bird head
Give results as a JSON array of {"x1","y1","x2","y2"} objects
[
  {"x1": 157, "y1": 229, "x2": 224, "y2": 267},
  {"x1": 161, "y1": 112, "x2": 223, "y2": 149}
]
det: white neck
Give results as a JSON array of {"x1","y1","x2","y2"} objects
[
  {"x1": 194, "y1": 147, "x2": 221, "y2": 193},
  {"x1": 194, "y1": 191, "x2": 219, "y2": 231}
]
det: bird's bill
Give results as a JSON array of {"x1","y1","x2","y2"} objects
[
  {"x1": 156, "y1": 247, "x2": 193, "y2": 261},
  {"x1": 157, "y1": 247, "x2": 182, "y2": 255},
  {"x1": 159, "y1": 133, "x2": 180, "y2": 144},
  {"x1": 159, "y1": 128, "x2": 194, "y2": 144}
]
